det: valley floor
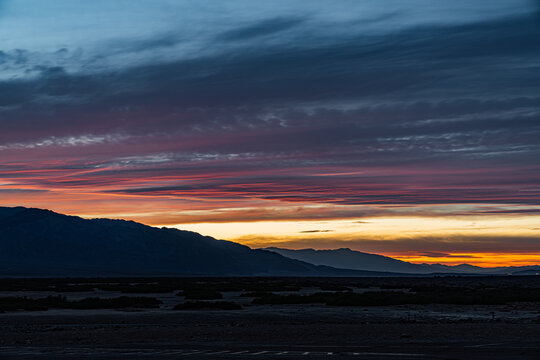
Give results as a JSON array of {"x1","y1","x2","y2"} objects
[
  {"x1": 0, "y1": 276, "x2": 539, "y2": 359},
  {"x1": 1, "y1": 304, "x2": 539, "y2": 359}
]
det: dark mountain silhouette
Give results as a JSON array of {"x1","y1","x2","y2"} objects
[
  {"x1": 0, "y1": 207, "x2": 394, "y2": 277},
  {"x1": 511, "y1": 267, "x2": 540, "y2": 276},
  {"x1": 263, "y1": 247, "x2": 540, "y2": 275},
  {"x1": 263, "y1": 247, "x2": 438, "y2": 274}
]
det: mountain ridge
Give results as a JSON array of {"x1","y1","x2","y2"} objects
[
  {"x1": 2, "y1": 206, "x2": 537, "y2": 277},
  {"x1": 262, "y1": 247, "x2": 540, "y2": 275},
  {"x1": 0, "y1": 206, "x2": 396, "y2": 277}
]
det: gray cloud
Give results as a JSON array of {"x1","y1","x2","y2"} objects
[
  {"x1": 3, "y1": 13, "x2": 539, "y2": 110},
  {"x1": 238, "y1": 234, "x2": 540, "y2": 254},
  {"x1": 1, "y1": 9, "x2": 540, "y2": 207},
  {"x1": 216, "y1": 17, "x2": 306, "y2": 41},
  {"x1": 0, "y1": 188, "x2": 49, "y2": 193},
  {"x1": 418, "y1": 251, "x2": 478, "y2": 258}
]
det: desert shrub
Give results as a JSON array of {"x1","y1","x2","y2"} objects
[
  {"x1": 327, "y1": 291, "x2": 420, "y2": 306},
  {"x1": 319, "y1": 285, "x2": 352, "y2": 291},
  {"x1": 70, "y1": 296, "x2": 162, "y2": 309},
  {"x1": 0, "y1": 295, "x2": 162, "y2": 312},
  {"x1": 177, "y1": 289, "x2": 223, "y2": 300},
  {"x1": 0, "y1": 295, "x2": 67, "y2": 311},
  {"x1": 328, "y1": 288, "x2": 540, "y2": 306},
  {"x1": 53, "y1": 285, "x2": 96, "y2": 292},
  {"x1": 240, "y1": 291, "x2": 274, "y2": 297},
  {"x1": 173, "y1": 301, "x2": 242, "y2": 310},
  {"x1": 243, "y1": 284, "x2": 301, "y2": 292},
  {"x1": 97, "y1": 284, "x2": 176, "y2": 293},
  {"x1": 252, "y1": 292, "x2": 344, "y2": 305},
  {"x1": 251, "y1": 288, "x2": 540, "y2": 306},
  {"x1": 120, "y1": 285, "x2": 177, "y2": 293}
]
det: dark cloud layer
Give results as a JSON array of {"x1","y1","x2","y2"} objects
[
  {"x1": 236, "y1": 234, "x2": 540, "y2": 255},
  {"x1": 216, "y1": 17, "x2": 305, "y2": 41},
  {"x1": 419, "y1": 252, "x2": 478, "y2": 259},
  {"x1": 1, "y1": 8, "x2": 540, "y2": 210}
]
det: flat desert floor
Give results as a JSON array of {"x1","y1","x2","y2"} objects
[{"x1": 0, "y1": 277, "x2": 539, "y2": 359}]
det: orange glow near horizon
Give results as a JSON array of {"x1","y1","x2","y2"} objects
[{"x1": 392, "y1": 253, "x2": 540, "y2": 268}]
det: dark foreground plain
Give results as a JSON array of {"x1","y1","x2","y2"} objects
[{"x1": 0, "y1": 277, "x2": 539, "y2": 359}]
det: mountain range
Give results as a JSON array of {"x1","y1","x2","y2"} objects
[
  {"x1": 263, "y1": 247, "x2": 540, "y2": 275},
  {"x1": 0, "y1": 206, "x2": 389, "y2": 277},
  {"x1": 1, "y1": 206, "x2": 538, "y2": 277}
]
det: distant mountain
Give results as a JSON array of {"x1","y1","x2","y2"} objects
[
  {"x1": 511, "y1": 268, "x2": 540, "y2": 276},
  {"x1": 263, "y1": 247, "x2": 437, "y2": 274},
  {"x1": 0, "y1": 207, "x2": 393, "y2": 277},
  {"x1": 263, "y1": 247, "x2": 540, "y2": 275}
]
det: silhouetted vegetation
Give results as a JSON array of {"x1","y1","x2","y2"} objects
[
  {"x1": 0, "y1": 277, "x2": 311, "y2": 293},
  {"x1": 332, "y1": 288, "x2": 540, "y2": 306},
  {"x1": 240, "y1": 291, "x2": 274, "y2": 297},
  {"x1": 1, "y1": 276, "x2": 539, "y2": 312},
  {"x1": 52, "y1": 285, "x2": 96, "y2": 292},
  {"x1": 173, "y1": 301, "x2": 242, "y2": 310},
  {"x1": 70, "y1": 296, "x2": 162, "y2": 309},
  {"x1": 97, "y1": 284, "x2": 177, "y2": 293},
  {"x1": 177, "y1": 289, "x2": 223, "y2": 300},
  {"x1": 252, "y1": 292, "x2": 344, "y2": 305},
  {"x1": 319, "y1": 284, "x2": 352, "y2": 291},
  {"x1": 0, "y1": 295, "x2": 162, "y2": 312},
  {"x1": 252, "y1": 288, "x2": 540, "y2": 306}
]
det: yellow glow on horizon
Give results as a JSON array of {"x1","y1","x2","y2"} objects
[
  {"x1": 171, "y1": 215, "x2": 540, "y2": 241},
  {"x1": 168, "y1": 215, "x2": 540, "y2": 267}
]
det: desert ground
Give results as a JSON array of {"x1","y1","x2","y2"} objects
[{"x1": 0, "y1": 277, "x2": 539, "y2": 359}]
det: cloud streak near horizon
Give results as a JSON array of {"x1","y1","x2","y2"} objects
[{"x1": 1, "y1": 1, "x2": 540, "y2": 264}]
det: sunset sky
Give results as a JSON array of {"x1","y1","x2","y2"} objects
[{"x1": 1, "y1": 0, "x2": 540, "y2": 267}]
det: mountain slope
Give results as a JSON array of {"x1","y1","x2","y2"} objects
[
  {"x1": 263, "y1": 247, "x2": 436, "y2": 274},
  {"x1": 263, "y1": 247, "x2": 540, "y2": 275},
  {"x1": 0, "y1": 207, "x2": 391, "y2": 277}
]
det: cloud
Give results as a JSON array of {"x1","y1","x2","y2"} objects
[
  {"x1": 418, "y1": 251, "x2": 478, "y2": 258},
  {"x1": 106, "y1": 174, "x2": 540, "y2": 206},
  {"x1": 3, "y1": 13, "x2": 540, "y2": 109},
  {"x1": 216, "y1": 17, "x2": 305, "y2": 41},
  {"x1": 233, "y1": 234, "x2": 540, "y2": 255},
  {"x1": 474, "y1": 208, "x2": 540, "y2": 215},
  {"x1": 1, "y1": 8, "x2": 539, "y2": 216},
  {"x1": 0, "y1": 188, "x2": 48, "y2": 193},
  {"x1": 0, "y1": 133, "x2": 128, "y2": 151}
]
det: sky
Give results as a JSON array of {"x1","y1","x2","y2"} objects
[{"x1": 1, "y1": 0, "x2": 540, "y2": 267}]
